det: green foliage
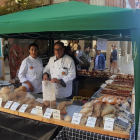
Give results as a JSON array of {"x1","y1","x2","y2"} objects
[{"x1": 0, "y1": 0, "x2": 44, "y2": 16}]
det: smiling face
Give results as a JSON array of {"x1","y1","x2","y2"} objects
[
  {"x1": 54, "y1": 44, "x2": 64, "y2": 59},
  {"x1": 29, "y1": 46, "x2": 38, "y2": 59}
]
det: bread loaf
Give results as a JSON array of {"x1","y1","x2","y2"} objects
[
  {"x1": 26, "y1": 104, "x2": 33, "y2": 111},
  {"x1": 103, "y1": 114, "x2": 115, "y2": 124},
  {"x1": 18, "y1": 96, "x2": 25, "y2": 101},
  {"x1": 60, "y1": 106, "x2": 67, "y2": 115},
  {"x1": 25, "y1": 98, "x2": 35, "y2": 104},
  {"x1": 13, "y1": 98, "x2": 18, "y2": 102},
  {"x1": 50, "y1": 100, "x2": 56, "y2": 106},
  {"x1": 64, "y1": 116, "x2": 72, "y2": 122},
  {"x1": 9, "y1": 92, "x2": 17, "y2": 100},
  {"x1": 38, "y1": 103, "x2": 45, "y2": 108},
  {"x1": 101, "y1": 106, "x2": 114, "y2": 117},
  {"x1": 79, "y1": 107, "x2": 93, "y2": 114},
  {"x1": 61, "y1": 115, "x2": 64, "y2": 120},
  {"x1": 80, "y1": 117, "x2": 87, "y2": 125},
  {"x1": 22, "y1": 97, "x2": 30, "y2": 103},
  {"x1": 57, "y1": 101, "x2": 67, "y2": 110},
  {"x1": 82, "y1": 102, "x2": 93, "y2": 108},
  {"x1": 1, "y1": 87, "x2": 11, "y2": 95},
  {"x1": 25, "y1": 108, "x2": 32, "y2": 113},
  {"x1": 95, "y1": 117, "x2": 101, "y2": 127},
  {"x1": 85, "y1": 112, "x2": 92, "y2": 118}
]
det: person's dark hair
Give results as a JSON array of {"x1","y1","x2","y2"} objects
[
  {"x1": 77, "y1": 45, "x2": 81, "y2": 50},
  {"x1": 112, "y1": 44, "x2": 116, "y2": 47},
  {"x1": 84, "y1": 46, "x2": 89, "y2": 50},
  {"x1": 54, "y1": 42, "x2": 65, "y2": 48},
  {"x1": 29, "y1": 43, "x2": 39, "y2": 50}
]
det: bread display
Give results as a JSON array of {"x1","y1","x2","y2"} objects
[{"x1": 14, "y1": 86, "x2": 27, "y2": 92}]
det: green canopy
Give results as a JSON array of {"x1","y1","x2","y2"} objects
[
  {"x1": 0, "y1": 1, "x2": 139, "y2": 40},
  {"x1": 0, "y1": 1, "x2": 139, "y2": 139}
]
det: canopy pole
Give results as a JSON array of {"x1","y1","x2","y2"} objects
[
  {"x1": 49, "y1": 39, "x2": 54, "y2": 57},
  {"x1": 130, "y1": 29, "x2": 140, "y2": 140}
]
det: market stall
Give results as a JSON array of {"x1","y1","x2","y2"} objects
[{"x1": 0, "y1": 1, "x2": 138, "y2": 139}]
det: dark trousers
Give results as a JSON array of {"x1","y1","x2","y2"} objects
[{"x1": 4, "y1": 54, "x2": 9, "y2": 61}]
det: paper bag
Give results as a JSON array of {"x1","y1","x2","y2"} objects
[{"x1": 42, "y1": 81, "x2": 56, "y2": 101}]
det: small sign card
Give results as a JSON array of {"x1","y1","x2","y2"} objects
[
  {"x1": 43, "y1": 108, "x2": 53, "y2": 119},
  {"x1": 104, "y1": 118, "x2": 114, "y2": 131},
  {"x1": 10, "y1": 102, "x2": 20, "y2": 111},
  {"x1": 0, "y1": 98, "x2": 2, "y2": 107},
  {"x1": 4, "y1": 101, "x2": 13, "y2": 109},
  {"x1": 31, "y1": 108, "x2": 37, "y2": 115},
  {"x1": 86, "y1": 117, "x2": 97, "y2": 127},
  {"x1": 71, "y1": 113, "x2": 82, "y2": 124},
  {"x1": 36, "y1": 106, "x2": 43, "y2": 116},
  {"x1": 53, "y1": 109, "x2": 60, "y2": 120},
  {"x1": 19, "y1": 104, "x2": 28, "y2": 113}
]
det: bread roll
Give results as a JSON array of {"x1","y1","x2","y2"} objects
[
  {"x1": 9, "y1": 92, "x2": 17, "y2": 100},
  {"x1": 1, "y1": 87, "x2": 11, "y2": 95},
  {"x1": 15, "y1": 86, "x2": 27, "y2": 92},
  {"x1": 64, "y1": 116, "x2": 72, "y2": 122},
  {"x1": 25, "y1": 98, "x2": 35, "y2": 104},
  {"x1": 38, "y1": 103, "x2": 45, "y2": 108},
  {"x1": 44, "y1": 100, "x2": 50, "y2": 107},
  {"x1": 2, "y1": 94, "x2": 10, "y2": 102},
  {"x1": 80, "y1": 117, "x2": 87, "y2": 125}
]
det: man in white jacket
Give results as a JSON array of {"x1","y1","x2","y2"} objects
[{"x1": 43, "y1": 42, "x2": 76, "y2": 99}]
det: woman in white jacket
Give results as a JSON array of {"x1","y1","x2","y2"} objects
[{"x1": 18, "y1": 43, "x2": 43, "y2": 94}]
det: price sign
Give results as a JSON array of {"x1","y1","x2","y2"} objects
[
  {"x1": 44, "y1": 108, "x2": 53, "y2": 119},
  {"x1": 19, "y1": 104, "x2": 28, "y2": 113},
  {"x1": 86, "y1": 117, "x2": 97, "y2": 127},
  {"x1": 36, "y1": 106, "x2": 43, "y2": 116},
  {"x1": 4, "y1": 101, "x2": 13, "y2": 109},
  {"x1": 31, "y1": 108, "x2": 37, "y2": 115},
  {"x1": 10, "y1": 102, "x2": 20, "y2": 111},
  {"x1": 71, "y1": 113, "x2": 82, "y2": 124},
  {"x1": 0, "y1": 98, "x2": 2, "y2": 107},
  {"x1": 104, "y1": 118, "x2": 114, "y2": 131},
  {"x1": 53, "y1": 109, "x2": 60, "y2": 120}
]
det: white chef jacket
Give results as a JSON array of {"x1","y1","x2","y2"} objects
[
  {"x1": 18, "y1": 55, "x2": 43, "y2": 94},
  {"x1": 43, "y1": 54, "x2": 76, "y2": 98}
]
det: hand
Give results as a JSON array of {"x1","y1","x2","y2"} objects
[
  {"x1": 25, "y1": 81, "x2": 34, "y2": 92},
  {"x1": 43, "y1": 74, "x2": 49, "y2": 81},
  {"x1": 51, "y1": 78, "x2": 60, "y2": 84}
]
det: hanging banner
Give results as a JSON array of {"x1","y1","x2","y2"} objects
[{"x1": 97, "y1": 38, "x2": 107, "y2": 50}]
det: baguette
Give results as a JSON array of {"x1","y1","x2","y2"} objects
[
  {"x1": 22, "y1": 97, "x2": 31, "y2": 103},
  {"x1": 64, "y1": 116, "x2": 72, "y2": 122},
  {"x1": 80, "y1": 117, "x2": 87, "y2": 125}
]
